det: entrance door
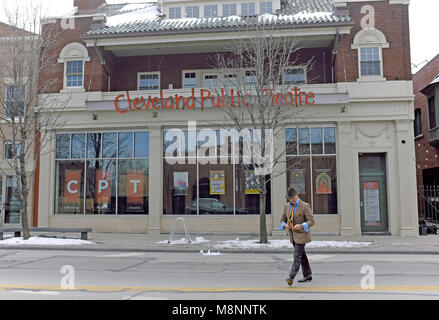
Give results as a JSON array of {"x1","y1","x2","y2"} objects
[
  {"x1": 359, "y1": 154, "x2": 389, "y2": 234},
  {"x1": 3, "y1": 176, "x2": 21, "y2": 225}
]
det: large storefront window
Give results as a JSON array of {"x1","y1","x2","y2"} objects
[
  {"x1": 163, "y1": 129, "x2": 271, "y2": 215},
  {"x1": 55, "y1": 132, "x2": 149, "y2": 215},
  {"x1": 286, "y1": 127, "x2": 337, "y2": 214}
]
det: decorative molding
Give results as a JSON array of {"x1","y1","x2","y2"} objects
[
  {"x1": 351, "y1": 28, "x2": 389, "y2": 49},
  {"x1": 58, "y1": 42, "x2": 91, "y2": 63},
  {"x1": 355, "y1": 124, "x2": 390, "y2": 140}
]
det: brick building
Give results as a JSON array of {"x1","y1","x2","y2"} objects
[
  {"x1": 35, "y1": 0, "x2": 418, "y2": 236},
  {"x1": 0, "y1": 22, "x2": 38, "y2": 227},
  {"x1": 413, "y1": 54, "x2": 439, "y2": 223}
]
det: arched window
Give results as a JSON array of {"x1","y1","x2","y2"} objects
[
  {"x1": 58, "y1": 42, "x2": 90, "y2": 90},
  {"x1": 351, "y1": 28, "x2": 389, "y2": 81}
]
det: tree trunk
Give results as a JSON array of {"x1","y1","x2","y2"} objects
[
  {"x1": 259, "y1": 178, "x2": 268, "y2": 244},
  {"x1": 21, "y1": 203, "x2": 31, "y2": 240}
]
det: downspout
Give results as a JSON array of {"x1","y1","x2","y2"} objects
[
  {"x1": 331, "y1": 26, "x2": 340, "y2": 84},
  {"x1": 93, "y1": 39, "x2": 111, "y2": 91}
]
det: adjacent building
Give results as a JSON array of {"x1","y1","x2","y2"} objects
[
  {"x1": 0, "y1": 22, "x2": 37, "y2": 227},
  {"x1": 413, "y1": 54, "x2": 439, "y2": 223},
  {"x1": 35, "y1": 0, "x2": 418, "y2": 236}
]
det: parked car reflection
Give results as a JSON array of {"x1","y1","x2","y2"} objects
[{"x1": 186, "y1": 198, "x2": 248, "y2": 215}]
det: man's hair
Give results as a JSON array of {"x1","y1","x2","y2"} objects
[{"x1": 288, "y1": 188, "x2": 298, "y2": 198}]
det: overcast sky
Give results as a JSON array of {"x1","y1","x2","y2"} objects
[{"x1": 0, "y1": 0, "x2": 436, "y2": 73}]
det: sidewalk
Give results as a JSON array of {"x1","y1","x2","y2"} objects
[{"x1": 0, "y1": 232, "x2": 438, "y2": 254}]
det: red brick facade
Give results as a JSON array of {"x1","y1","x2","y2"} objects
[
  {"x1": 413, "y1": 55, "x2": 439, "y2": 187},
  {"x1": 40, "y1": 1, "x2": 412, "y2": 93},
  {"x1": 334, "y1": 1, "x2": 412, "y2": 83}
]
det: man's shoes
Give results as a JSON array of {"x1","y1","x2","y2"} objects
[
  {"x1": 285, "y1": 277, "x2": 293, "y2": 286},
  {"x1": 298, "y1": 276, "x2": 313, "y2": 283}
]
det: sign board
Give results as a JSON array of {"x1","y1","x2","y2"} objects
[{"x1": 363, "y1": 182, "x2": 381, "y2": 226}]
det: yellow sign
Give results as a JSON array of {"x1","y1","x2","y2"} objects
[{"x1": 210, "y1": 171, "x2": 225, "y2": 195}]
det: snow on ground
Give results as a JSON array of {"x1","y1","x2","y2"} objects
[
  {"x1": 200, "y1": 250, "x2": 223, "y2": 256},
  {"x1": 0, "y1": 237, "x2": 94, "y2": 246},
  {"x1": 157, "y1": 237, "x2": 210, "y2": 245},
  {"x1": 213, "y1": 238, "x2": 373, "y2": 250}
]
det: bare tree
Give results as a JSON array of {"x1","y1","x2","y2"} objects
[
  {"x1": 0, "y1": 4, "x2": 66, "y2": 239},
  {"x1": 213, "y1": 23, "x2": 317, "y2": 243}
]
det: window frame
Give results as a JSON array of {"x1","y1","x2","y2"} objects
[
  {"x1": 4, "y1": 141, "x2": 22, "y2": 160},
  {"x1": 428, "y1": 96, "x2": 437, "y2": 131},
  {"x1": 351, "y1": 28, "x2": 389, "y2": 82},
  {"x1": 285, "y1": 126, "x2": 337, "y2": 214},
  {"x1": 241, "y1": 2, "x2": 256, "y2": 16},
  {"x1": 414, "y1": 108, "x2": 423, "y2": 138},
  {"x1": 64, "y1": 60, "x2": 85, "y2": 89},
  {"x1": 185, "y1": 6, "x2": 199, "y2": 18},
  {"x1": 204, "y1": 4, "x2": 218, "y2": 17},
  {"x1": 182, "y1": 71, "x2": 198, "y2": 89},
  {"x1": 137, "y1": 72, "x2": 161, "y2": 91},
  {"x1": 169, "y1": 6, "x2": 182, "y2": 19},
  {"x1": 54, "y1": 130, "x2": 150, "y2": 216},
  {"x1": 5, "y1": 83, "x2": 26, "y2": 117},
  {"x1": 223, "y1": 3, "x2": 237, "y2": 16},
  {"x1": 282, "y1": 66, "x2": 307, "y2": 85},
  {"x1": 358, "y1": 46, "x2": 383, "y2": 78},
  {"x1": 259, "y1": 1, "x2": 273, "y2": 14}
]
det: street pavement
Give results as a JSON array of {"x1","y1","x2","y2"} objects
[{"x1": 0, "y1": 249, "x2": 437, "y2": 300}]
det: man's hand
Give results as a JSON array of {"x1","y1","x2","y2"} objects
[
  {"x1": 293, "y1": 224, "x2": 303, "y2": 231},
  {"x1": 284, "y1": 224, "x2": 292, "y2": 230}
]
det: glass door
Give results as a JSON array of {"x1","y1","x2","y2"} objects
[{"x1": 359, "y1": 154, "x2": 389, "y2": 234}]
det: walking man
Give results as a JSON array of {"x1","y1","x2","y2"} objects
[{"x1": 281, "y1": 188, "x2": 315, "y2": 286}]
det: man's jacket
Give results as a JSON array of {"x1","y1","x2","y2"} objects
[{"x1": 281, "y1": 200, "x2": 315, "y2": 244}]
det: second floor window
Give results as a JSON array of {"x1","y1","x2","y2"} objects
[
  {"x1": 138, "y1": 73, "x2": 160, "y2": 91},
  {"x1": 204, "y1": 5, "x2": 218, "y2": 18},
  {"x1": 245, "y1": 70, "x2": 257, "y2": 86},
  {"x1": 184, "y1": 72, "x2": 197, "y2": 88},
  {"x1": 5, "y1": 141, "x2": 22, "y2": 160},
  {"x1": 360, "y1": 47, "x2": 381, "y2": 76},
  {"x1": 260, "y1": 2, "x2": 273, "y2": 14},
  {"x1": 66, "y1": 60, "x2": 84, "y2": 88},
  {"x1": 204, "y1": 74, "x2": 219, "y2": 88},
  {"x1": 414, "y1": 109, "x2": 422, "y2": 137},
  {"x1": 283, "y1": 67, "x2": 306, "y2": 85},
  {"x1": 429, "y1": 96, "x2": 436, "y2": 130},
  {"x1": 241, "y1": 3, "x2": 256, "y2": 16},
  {"x1": 223, "y1": 4, "x2": 237, "y2": 16},
  {"x1": 169, "y1": 7, "x2": 181, "y2": 19},
  {"x1": 185, "y1": 6, "x2": 199, "y2": 18},
  {"x1": 6, "y1": 84, "x2": 25, "y2": 117}
]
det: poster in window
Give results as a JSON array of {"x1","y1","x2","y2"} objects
[
  {"x1": 290, "y1": 169, "x2": 305, "y2": 194},
  {"x1": 363, "y1": 182, "x2": 381, "y2": 226},
  {"x1": 245, "y1": 170, "x2": 260, "y2": 195},
  {"x1": 95, "y1": 169, "x2": 112, "y2": 206},
  {"x1": 64, "y1": 169, "x2": 81, "y2": 205},
  {"x1": 210, "y1": 170, "x2": 225, "y2": 195},
  {"x1": 315, "y1": 170, "x2": 332, "y2": 195},
  {"x1": 127, "y1": 171, "x2": 144, "y2": 207},
  {"x1": 174, "y1": 172, "x2": 189, "y2": 195}
]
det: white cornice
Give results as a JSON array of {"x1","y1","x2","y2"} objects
[{"x1": 84, "y1": 26, "x2": 352, "y2": 47}]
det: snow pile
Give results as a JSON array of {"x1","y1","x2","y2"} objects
[
  {"x1": 200, "y1": 250, "x2": 223, "y2": 256},
  {"x1": 0, "y1": 237, "x2": 94, "y2": 246},
  {"x1": 107, "y1": 5, "x2": 160, "y2": 27},
  {"x1": 214, "y1": 238, "x2": 373, "y2": 250},
  {"x1": 157, "y1": 237, "x2": 210, "y2": 245}
]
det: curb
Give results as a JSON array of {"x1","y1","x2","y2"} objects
[{"x1": 0, "y1": 245, "x2": 437, "y2": 255}]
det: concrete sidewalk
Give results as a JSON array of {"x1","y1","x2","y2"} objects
[{"x1": 0, "y1": 232, "x2": 438, "y2": 254}]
